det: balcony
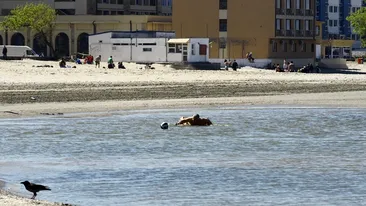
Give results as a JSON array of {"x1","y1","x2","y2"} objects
[
  {"x1": 286, "y1": 8, "x2": 294, "y2": 15},
  {"x1": 276, "y1": 8, "x2": 285, "y2": 15},
  {"x1": 276, "y1": 30, "x2": 285, "y2": 36},
  {"x1": 296, "y1": 9, "x2": 303, "y2": 15},
  {"x1": 305, "y1": 9, "x2": 313, "y2": 16},
  {"x1": 295, "y1": 30, "x2": 303, "y2": 37},
  {"x1": 305, "y1": 30, "x2": 313, "y2": 37},
  {"x1": 286, "y1": 30, "x2": 294, "y2": 37}
]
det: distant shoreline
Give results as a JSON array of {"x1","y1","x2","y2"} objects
[{"x1": 1, "y1": 91, "x2": 366, "y2": 119}]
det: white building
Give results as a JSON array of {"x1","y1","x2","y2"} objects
[{"x1": 89, "y1": 31, "x2": 210, "y2": 63}]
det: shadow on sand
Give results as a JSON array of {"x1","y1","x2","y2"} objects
[{"x1": 319, "y1": 67, "x2": 366, "y2": 75}]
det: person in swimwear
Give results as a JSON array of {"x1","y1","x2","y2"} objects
[{"x1": 175, "y1": 114, "x2": 213, "y2": 126}]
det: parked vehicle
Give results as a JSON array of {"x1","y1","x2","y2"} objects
[{"x1": 0, "y1": 45, "x2": 39, "y2": 58}]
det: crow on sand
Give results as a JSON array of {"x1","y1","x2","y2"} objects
[{"x1": 20, "y1": 181, "x2": 51, "y2": 199}]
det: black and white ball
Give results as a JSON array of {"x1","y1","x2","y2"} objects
[{"x1": 160, "y1": 122, "x2": 169, "y2": 130}]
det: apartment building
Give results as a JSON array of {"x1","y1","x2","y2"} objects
[
  {"x1": 0, "y1": 0, "x2": 172, "y2": 16},
  {"x1": 173, "y1": 0, "x2": 316, "y2": 65},
  {"x1": 316, "y1": 0, "x2": 362, "y2": 48}
]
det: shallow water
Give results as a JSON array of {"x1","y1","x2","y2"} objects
[{"x1": 1, "y1": 107, "x2": 366, "y2": 206}]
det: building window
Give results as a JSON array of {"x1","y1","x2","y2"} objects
[
  {"x1": 305, "y1": 20, "x2": 310, "y2": 30},
  {"x1": 199, "y1": 45, "x2": 207, "y2": 55},
  {"x1": 305, "y1": 0, "x2": 310, "y2": 10},
  {"x1": 276, "y1": 19, "x2": 282, "y2": 30},
  {"x1": 301, "y1": 42, "x2": 306, "y2": 52},
  {"x1": 333, "y1": 20, "x2": 338, "y2": 27},
  {"x1": 295, "y1": 19, "x2": 300, "y2": 30},
  {"x1": 283, "y1": 42, "x2": 287, "y2": 52},
  {"x1": 276, "y1": 0, "x2": 281, "y2": 9},
  {"x1": 286, "y1": 19, "x2": 291, "y2": 30},
  {"x1": 292, "y1": 43, "x2": 296, "y2": 52},
  {"x1": 286, "y1": 0, "x2": 291, "y2": 9},
  {"x1": 334, "y1": 6, "x2": 338, "y2": 13},
  {"x1": 191, "y1": 44, "x2": 195, "y2": 55},
  {"x1": 219, "y1": 0, "x2": 227, "y2": 10},
  {"x1": 143, "y1": 48, "x2": 152, "y2": 52},
  {"x1": 219, "y1": 19, "x2": 227, "y2": 32},
  {"x1": 328, "y1": 20, "x2": 333, "y2": 27},
  {"x1": 311, "y1": 44, "x2": 314, "y2": 52},
  {"x1": 296, "y1": 0, "x2": 301, "y2": 9},
  {"x1": 168, "y1": 43, "x2": 175, "y2": 53},
  {"x1": 272, "y1": 41, "x2": 277, "y2": 52},
  {"x1": 316, "y1": 26, "x2": 320, "y2": 36}
]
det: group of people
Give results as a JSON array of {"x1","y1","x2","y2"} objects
[
  {"x1": 274, "y1": 60, "x2": 296, "y2": 72},
  {"x1": 272, "y1": 60, "x2": 319, "y2": 73},
  {"x1": 60, "y1": 54, "x2": 126, "y2": 69},
  {"x1": 224, "y1": 59, "x2": 239, "y2": 71}
]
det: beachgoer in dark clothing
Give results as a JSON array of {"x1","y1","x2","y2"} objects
[
  {"x1": 232, "y1": 60, "x2": 238, "y2": 71},
  {"x1": 2, "y1": 45, "x2": 7, "y2": 59}
]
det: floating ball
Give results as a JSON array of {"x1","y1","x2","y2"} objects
[{"x1": 160, "y1": 122, "x2": 169, "y2": 130}]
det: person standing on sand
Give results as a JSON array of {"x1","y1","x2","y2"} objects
[
  {"x1": 95, "y1": 55, "x2": 101, "y2": 68},
  {"x1": 2, "y1": 45, "x2": 7, "y2": 60},
  {"x1": 283, "y1": 60, "x2": 288, "y2": 71}
]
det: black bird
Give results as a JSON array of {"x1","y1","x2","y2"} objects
[{"x1": 20, "y1": 181, "x2": 51, "y2": 199}]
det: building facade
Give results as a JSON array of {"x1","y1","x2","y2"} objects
[
  {"x1": 0, "y1": 0, "x2": 172, "y2": 57},
  {"x1": 0, "y1": 15, "x2": 172, "y2": 57},
  {"x1": 173, "y1": 0, "x2": 316, "y2": 65},
  {"x1": 316, "y1": 0, "x2": 363, "y2": 48},
  {"x1": 0, "y1": 0, "x2": 172, "y2": 16}
]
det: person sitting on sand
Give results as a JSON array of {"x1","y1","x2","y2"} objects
[
  {"x1": 108, "y1": 56, "x2": 115, "y2": 69},
  {"x1": 59, "y1": 58, "x2": 66, "y2": 68},
  {"x1": 118, "y1": 62, "x2": 126, "y2": 69},
  {"x1": 175, "y1": 114, "x2": 213, "y2": 126}
]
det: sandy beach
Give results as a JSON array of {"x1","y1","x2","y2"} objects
[{"x1": 1, "y1": 59, "x2": 366, "y2": 205}]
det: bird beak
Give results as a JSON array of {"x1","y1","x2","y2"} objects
[{"x1": 20, "y1": 181, "x2": 24, "y2": 184}]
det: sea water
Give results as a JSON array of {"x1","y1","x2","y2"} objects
[{"x1": 0, "y1": 107, "x2": 366, "y2": 206}]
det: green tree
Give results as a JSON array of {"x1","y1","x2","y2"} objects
[
  {"x1": 347, "y1": 7, "x2": 366, "y2": 46},
  {"x1": 1, "y1": 3, "x2": 56, "y2": 56}
]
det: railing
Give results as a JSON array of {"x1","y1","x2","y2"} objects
[
  {"x1": 275, "y1": 30, "x2": 285, "y2": 36},
  {"x1": 296, "y1": 9, "x2": 303, "y2": 15},
  {"x1": 305, "y1": 9, "x2": 313, "y2": 16},
  {"x1": 286, "y1": 8, "x2": 294, "y2": 15},
  {"x1": 276, "y1": 8, "x2": 285, "y2": 15},
  {"x1": 305, "y1": 30, "x2": 313, "y2": 37},
  {"x1": 286, "y1": 30, "x2": 294, "y2": 36},
  {"x1": 295, "y1": 30, "x2": 303, "y2": 37}
]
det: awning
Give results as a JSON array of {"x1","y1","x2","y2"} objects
[{"x1": 167, "y1": 38, "x2": 190, "y2": 44}]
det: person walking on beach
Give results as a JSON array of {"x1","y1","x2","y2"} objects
[
  {"x1": 95, "y1": 55, "x2": 101, "y2": 68},
  {"x1": 224, "y1": 59, "x2": 230, "y2": 70},
  {"x1": 2, "y1": 45, "x2": 7, "y2": 60}
]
